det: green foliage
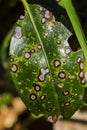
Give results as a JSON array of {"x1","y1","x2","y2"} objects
[
  {"x1": 0, "y1": 93, "x2": 13, "y2": 106},
  {"x1": 57, "y1": 0, "x2": 87, "y2": 61},
  {"x1": 9, "y1": 2, "x2": 87, "y2": 122}
]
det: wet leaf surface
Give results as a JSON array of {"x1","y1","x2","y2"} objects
[{"x1": 9, "y1": 3, "x2": 86, "y2": 120}]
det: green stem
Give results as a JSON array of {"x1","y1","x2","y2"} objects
[
  {"x1": 58, "y1": 0, "x2": 87, "y2": 61},
  {"x1": 21, "y1": 0, "x2": 38, "y2": 39},
  {"x1": 22, "y1": 113, "x2": 37, "y2": 128}
]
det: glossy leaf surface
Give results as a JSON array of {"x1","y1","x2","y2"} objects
[{"x1": 9, "y1": 4, "x2": 86, "y2": 121}]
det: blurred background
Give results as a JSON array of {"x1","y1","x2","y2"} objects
[{"x1": 0, "y1": 0, "x2": 87, "y2": 130}]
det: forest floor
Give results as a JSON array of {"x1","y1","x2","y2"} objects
[{"x1": 0, "y1": 96, "x2": 87, "y2": 130}]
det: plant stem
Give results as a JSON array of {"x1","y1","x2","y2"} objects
[{"x1": 59, "y1": 0, "x2": 87, "y2": 61}]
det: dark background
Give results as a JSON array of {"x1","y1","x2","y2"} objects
[{"x1": 0, "y1": 0, "x2": 87, "y2": 43}]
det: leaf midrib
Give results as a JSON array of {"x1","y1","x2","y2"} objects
[{"x1": 22, "y1": 1, "x2": 51, "y2": 71}]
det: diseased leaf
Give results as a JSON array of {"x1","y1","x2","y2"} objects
[{"x1": 9, "y1": 4, "x2": 86, "y2": 122}]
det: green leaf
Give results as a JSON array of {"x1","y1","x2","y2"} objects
[
  {"x1": 9, "y1": 3, "x2": 86, "y2": 121},
  {"x1": 9, "y1": 4, "x2": 61, "y2": 121},
  {"x1": 57, "y1": 0, "x2": 87, "y2": 61}
]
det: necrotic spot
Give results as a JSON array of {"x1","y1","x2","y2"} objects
[
  {"x1": 44, "y1": 10, "x2": 52, "y2": 20},
  {"x1": 65, "y1": 46, "x2": 71, "y2": 55},
  {"x1": 58, "y1": 71, "x2": 66, "y2": 79},
  {"x1": 9, "y1": 57, "x2": 14, "y2": 62},
  {"x1": 41, "y1": 17, "x2": 46, "y2": 24},
  {"x1": 38, "y1": 6, "x2": 43, "y2": 12},
  {"x1": 79, "y1": 71, "x2": 84, "y2": 79},
  {"x1": 37, "y1": 45, "x2": 42, "y2": 49},
  {"x1": 14, "y1": 25, "x2": 22, "y2": 39},
  {"x1": 77, "y1": 56, "x2": 82, "y2": 63},
  {"x1": 38, "y1": 6, "x2": 53, "y2": 24},
  {"x1": 62, "y1": 90, "x2": 69, "y2": 96},
  {"x1": 81, "y1": 78, "x2": 86, "y2": 84},
  {"x1": 31, "y1": 49, "x2": 35, "y2": 53},
  {"x1": 38, "y1": 6, "x2": 45, "y2": 14},
  {"x1": 33, "y1": 84, "x2": 41, "y2": 92},
  {"x1": 30, "y1": 93, "x2": 37, "y2": 101},
  {"x1": 54, "y1": 60, "x2": 61, "y2": 67},
  {"x1": 38, "y1": 68, "x2": 49, "y2": 82},
  {"x1": 52, "y1": 79, "x2": 55, "y2": 82},
  {"x1": 79, "y1": 62, "x2": 84, "y2": 70},
  {"x1": 48, "y1": 24, "x2": 55, "y2": 31},
  {"x1": 47, "y1": 107, "x2": 52, "y2": 112},
  {"x1": 11, "y1": 64, "x2": 18, "y2": 73},
  {"x1": 56, "y1": 40, "x2": 61, "y2": 44},
  {"x1": 38, "y1": 108, "x2": 41, "y2": 112},
  {"x1": 38, "y1": 74, "x2": 45, "y2": 82},
  {"x1": 41, "y1": 68, "x2": 49, "y2": 75},
  {"x1": 19, "y1": 15, "x2": 25, "y2": 20},
  {"x1": 40, "y1": 95, "x2": 46, "y2": 101},
  {"x1": 24, "y1": 52, "x2": 31, "y2": 59},
  {"x1": 64, "y1": 102, "x2": 71, "y2": 107},
  {"x1": 47, "y1": 115, "x2": 58, "y2": 123},
  {"x1": 57, "y1": 83, "x2": 64, "y2": 88},
  {"x1": 70, "y1": 95, "x2": 74, "y2": 98}
]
